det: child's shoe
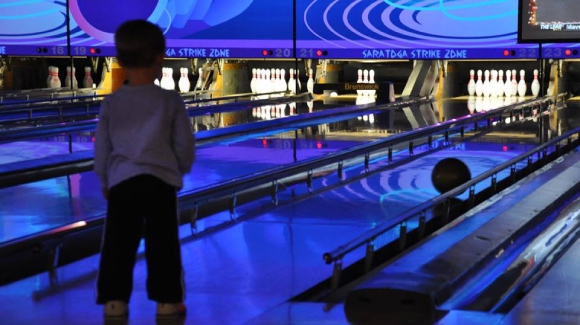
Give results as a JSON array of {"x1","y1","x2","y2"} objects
[
  {"x1": 104, "y1": 300, "x2": 129, "y2": 319},
  {"x1": 156, "y1": 303, "x2": 186, "y2": 318}
]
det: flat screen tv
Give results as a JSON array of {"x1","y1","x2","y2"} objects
[
  {"x1": 68, "y1": 0, "x2": 293, "y2": 58},
  {"x1": 0, "y1": 0, "x2": 69, "y2": 56},
  {"x1": 518, "y1": 0, "x2": 580, "y2": 43},
  {"x1": 298, "y1": 0, "x2": 539, "y2": 59}
]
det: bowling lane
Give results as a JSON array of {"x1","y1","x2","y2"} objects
[
  {"x1": 0, "y1": 137, "x2": 542, "y2": 325},
  {"x1": 0, "y1": 98, "x2": 352, "y2": 165},
  {"x1": 0, "y1": 134, "x2": 95, "y2": 164},
  {"x1": 0, "y1": 104, "x2": 292, "y2": 164},
  {"x1": 0, "y1": 131, "x2": 375, "y2": 243},
  {"x1": 253, "y1": 140, "x2": 539, "y2": 231}
]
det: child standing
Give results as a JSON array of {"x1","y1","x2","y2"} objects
[{"x1": 93, "y1": 19, "x2": 195, "y2": 320}]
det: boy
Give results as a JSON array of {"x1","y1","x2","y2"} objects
[{"x1": 93, "y1": 20, "x2": 195, "y2": 320}]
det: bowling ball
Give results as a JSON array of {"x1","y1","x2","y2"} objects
[{"x1": 431, "y1": 158, "x2": 471, "y2": 195}]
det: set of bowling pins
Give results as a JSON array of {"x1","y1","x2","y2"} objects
[
  {"x1": 47, "y1": 66, "x2": 94, "y2": 89},
  {"x1": 251, "y1": 68, "x2": 290, "y2": 97},
  {"x1": 467, "y1": 95, "x2": 527, "y2": 114},
  {"x1": 252, "y1": 103, "x2": 295, "y2": 120},
  {"x1": 155, "y1": 67, "x2": 191, "y2": 93},
  {"x1": 356, "y1": 69, "x2": 376, "y2": 97},
  {"x1": 357, "y1": 113, "x2": 375, "y2": 124},
  {"x1": 467, "y1": 69, "x2": 540, "y2": 98},
  {"x1": 250, "y1": 68, "x2": 316, "y2": 97}
]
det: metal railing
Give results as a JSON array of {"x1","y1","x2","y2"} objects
[
  {"x1": 0, "y1": 89, "x2": 101, "y2": 107},
  {"x1": 0, "y1": 119, "x2": 97, "y2": 144},
  {"x1": 0, "y1": 93, "x2": 312, "y2": 145},
  {"x1": 0, "y1": 89, "x2": 297, "y2": 126},
  {"x1": 322, "y1": 124, "x2": 580, "y2": 291},
  {"x1": 0, "y1": 88, "x2": 288, "y2": 111}
]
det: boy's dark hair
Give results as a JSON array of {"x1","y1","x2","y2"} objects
[{"x1": 115, "y1": 20, "x2": 165, "y2": 68}]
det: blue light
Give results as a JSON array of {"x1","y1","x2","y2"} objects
[{"x1": 382, "y1": 0, "x2": 517, "y2": 21}]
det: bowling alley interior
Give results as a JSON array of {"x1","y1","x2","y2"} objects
[{"x1": 1, "y1": 0, "x2": 580, "y2": 324}]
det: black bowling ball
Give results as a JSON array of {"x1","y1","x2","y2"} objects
[{"x1": 431, "y1": 158, "x2": 471, "y2": 195}]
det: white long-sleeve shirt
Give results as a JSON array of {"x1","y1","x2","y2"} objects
[{"x1": 94, "y1": 84, "x2": 195, "y2": 189}]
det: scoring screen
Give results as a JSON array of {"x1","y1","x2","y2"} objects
[
  {"x1": 297, "y1": 0, "x2": 539, "y2": 59},
  {"x1": 519, "y1": 0, "x2": 580, "y2": 43},
  {"x1": 0, "y1": 0, "x2": 69, "y2": 56},
  {"x1": 68, "y1": 0, "x2": 294, "y2": 58}
]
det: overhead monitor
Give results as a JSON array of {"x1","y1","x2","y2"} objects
[
  {"x1": 68, "y1": 0, "x2": 293, "y2": 58},
  {"x1": 518, "y1": 0, "x2": 580, "y2": 43},
  {"x1": 297, "y1": 0, "x2": 539, "y2": 59},
  {"x1": 0, "y1": 0, "x2": 69, "y2": 56}
]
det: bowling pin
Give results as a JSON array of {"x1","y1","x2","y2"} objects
[
  {"x1": 163, "y1": 67, "x2": 171, "y2": 89},
  {"x1": 511, "y1": 69, "x2": 518, "y2": 97},
  {"x1": 250, "y1": 68, "x2": 257, "y2": 94},
  {"x1": 154, "y1": 78, "x2": 160, "y2": 86},
  {"x1": 475, "y1": 96, "x2": 483, "y2": 112},
  {"x1": 169, "y1": 68, "x2": 176, "y2": 90},
  {"x1": 307, "y1": 68, "x2": 314, "y2": 94},
  {"x1": 273, "y1": 69, "x2": 280, "y2": 93},
  {"x1": 47, "y1": 66, "x2": 53, "y2": 88},
  {"x1": 179, "y1": 67, "x2": 191, "y2": 93},
  {"x1": 196, "y1": 67, "x2": 205, "y2": 90},
  {"x1": 258, "y1": 69, "x2": 265, "y2": 95},
  {"x1": 489, "y1": 70, "x2": 497, "y2": 97},
  {"x1": 467, "y1": 69, "x2": 476, "y2": 96},
  {"x1": 83, "y1": 67, "x2": 93, "y2": 89},
  {"x1": 483, "y1": 70, "x2": 490, "y2": 97},
  {"x1": 363, "y1": 69, "x2": 369, "y2": 96},
  {"x1": 518, "y1": 70, "x2": 527, "y2": 97},
  {"x1": 475, "y1": 70, "x2": 483, "y2": 97},
  {"x1": 270, "y1": 68, "x2": 276, "y2": 93},
  {"x1": 467, "y1": 95, "x2": 476, "y2": 114},
  {"x1": 279, "y1": 103, "x2": 286, "y2": 117},
  {"x1": 65, "y1": 67, "x2": 72, "y2": 88},
  {"x1": 280, "y1": 69, "x2": 287, "y2": 92},
  {"x1": 483, "y1": 96, "x2": 490, "y2": 112},
  {"x1": 72, "y1": 67, "x2": 78, "y2": 89},
  {"x1": 369, "y1": 69, "x2": 376, "y2": 97},
  {"x1": 160, "y1": 68, "x2": 167, "y2": 89},
  {"x1": 274, "y1": 69, "x2": 282, "y2": 96},
  {"x1": 50, "y1": 67, "x2": 61, "y2": 88},
  {"x1": 288, "y1": 68, "x2": 296, "y2": 94},
  {"x1": 289, "y1": 102, "x2": 295, "y2": 115},
  {"x1": 274, "y1": 69, "x2": 281, "y2": 93},
  {"x1": 531, "y1": 69, "x2": 540, "y2": 97},
  {"x1": 264, "y1": 69, "x2": 271, "y2": 93},
  {"x1": 296, "y1": 69, "x2": 302, "y2": 92},
  {"x1": 272, "y1": 69, "x2": 279, "y2": 93},
  {"x1": 497, "y1": 70, "x2": 504, "y2": 97},
  {"x1": 504, "y1": 70, "x2": 512, "y2": 97}
]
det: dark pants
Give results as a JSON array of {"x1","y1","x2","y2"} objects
[{"x1": 96, "y1": 174, "x2": 185, "y2": 304}]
